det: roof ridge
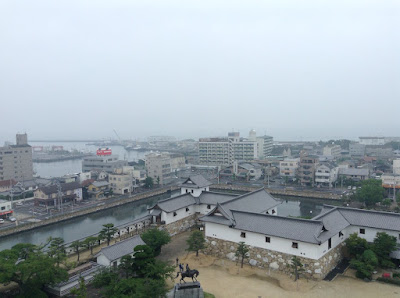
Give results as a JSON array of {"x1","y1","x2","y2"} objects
[
  {"x1": 101, "y1": 235, "x2": 142, "y2": 252},
  {"x1": 220, "y1": 188, "x2": 267, "y2": 205},
  {"x1": 156, "y1": 193, "x2": 191, "y2": 203},
  {"x1": 324, "y1": 204, "x2": 400, "y2": 217},
  {"x1": 312, "y1": 206, "x2": 339, "y2": 220},
  {"x1": 230, "y1": 209, "x2": 323, "y2": 225}
]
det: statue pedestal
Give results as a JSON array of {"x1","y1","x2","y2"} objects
[{"x1": 174, "y1": 282, "x2": 204, "y2": 298}]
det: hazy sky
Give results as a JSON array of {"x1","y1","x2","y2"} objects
[{"x1": 1, "y1": 0, "x2": 399, "y2": 142}]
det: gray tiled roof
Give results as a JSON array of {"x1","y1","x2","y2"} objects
[
  {"x1": 220, "y1": 188, "x2": 281, "y2": 217},
  {"x1": 97, "y1": 235, "x2": 145, "y2": 262},
  {"x1": 39, "y1": 181, "x2": 82, "y2": 195},
  {"x1": 312, "y1": 209, "x2": 350, "y2": 242},
  {"x1": 181, "y1": 175, "x2": 212, "y2": 188},
  {"x1": 230, "y1": 211, "x2": 323, "y2": 244},
  {"x1": 153, "y1": 194, "x2": 196, "y2": 212},
  {"x1": 199, "y1": 192, "x2": 237, "y2": 205},
  {"x1": 339, "y1": 168, "x2": 369, "y2": 176},
  {"x1": 92, "y1": 181, "x2": 109, "y2": 187}
]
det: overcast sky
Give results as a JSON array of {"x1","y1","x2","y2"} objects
[{"x1": 0, "y1": 0, "x2": 399, "y2": 142}]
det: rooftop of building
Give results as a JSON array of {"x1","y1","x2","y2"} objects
[{"x1": 96, "y1": 235, "x2": 145, "y2": 262}]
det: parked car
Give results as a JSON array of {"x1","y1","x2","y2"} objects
[
  {"x1": 8, "y1": 217, "x2": 16, "y2": 222},
  {"x1": 352, "y1": 186, "x2": 357, "y2": 190},
  {"x1": 0, "y1": 219, "x2": 4, "y2": 224},
  {"x1": 16, "y1": 201, "x2": 23, "y2": 206},
  {"x1": 347, "y1": 186, "x2": 352, "y2": 190}
]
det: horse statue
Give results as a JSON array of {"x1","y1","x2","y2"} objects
[{"x1": 175, "y1": 269, "x2": 200, "y2": 283}]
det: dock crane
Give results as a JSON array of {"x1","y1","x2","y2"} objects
[{"x1": 113, "y1": 129, "x2": 122, "y2": 145}]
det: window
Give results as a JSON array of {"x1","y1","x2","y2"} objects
[
  {"x1": 271, "y1": 209, "x2": 276, "y2": 214},
  {"x1": 265, "y1": 237, "x2": 270, "y2": 243},
  {"x1": 292, "y1": 242, "x2": 298, "y2": 249},
  {"x1": 207, "y1": 205, "x2": 211, "y2": 209},
  {"x1": 339, "y1": 231, "x2": 343, "y2": 237},
  {"x1": 186, "y1": 207, "x2": 189, "y2": 212},
  {"x1": 1, "y1": 206, "x2": 5, "y2": 210},
  {"x1": 240, "y1": 232, "x2": 246, "y2": 238},
  {"x1": 328, "y1": 238, "x2": 332, "y2": 250},
  {"x1": 173, "y1": 212, "x2": 177, "y2": 217},
  {"x1": 359, "y1": 228, "x2": 365, "y2": 234},
  {"x1": 191, "y1": 189, "x2": 194, "y2": 194}
]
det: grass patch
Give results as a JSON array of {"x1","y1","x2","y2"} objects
[{"x1": 204, "y1": 292, "x2": 216, "y2": 298}]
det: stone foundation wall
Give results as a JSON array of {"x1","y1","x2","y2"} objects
[
  {"x1": 161, "y1": 214, "x2": 199, "y2": 236},
  {"x1": 203, "y1": 236, "x2": 345, "y2": 280}
]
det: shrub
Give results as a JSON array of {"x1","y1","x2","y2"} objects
[{"x1": 377, "y1": 277, "x2": 400, "y2": 286}]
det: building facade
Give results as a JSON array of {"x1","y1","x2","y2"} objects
[
  {"x1": 198, "y1": 132, "x2": 260, "y2": 166},
  {"x1": 349, "y1": 143, "x2": 366, "y2": 157},
  {"x1": 145, "y1": 153, "x2": 171, "y2": 185},
  {"x1": 108, "y1": 173, "x2": 133, "y2": 195},
  {"x1": 279, "y1": 158, "x2": 299, "y2": 180},
  {"x1": 315, "y1": 163, "x2": 339, "y2": 188},
  {"x1": 298, "y1": 153, "x2": 319, "y2": 186},
  {"x1": 323, "y1": 145, "x2": 341, "y2": 158},
  {"x1": 359, "y1": 137, "x2": 386, "y2": 146},
  {"x1": 82, "y1": 155, "x2": 127, "y2": 173},
  {"x1": 0, "y1": 134, "x2": 33, "y2": 182},
  {"x1": 34, "y1": 182, "x2": 82, "y2": 207}
]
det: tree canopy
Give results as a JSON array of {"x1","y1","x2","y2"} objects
[
  {"x1": 235, "y1": 241, "x2": 249, "y2": 268},
  {"x1": 93, "y1": 244, "x2": 174, "y2": 298},
  {"x1": 144, "y1": 177, "x2": 154, "y2": 189},
  {"x1": 0, "y1": 243, "x2": 68, "y2": 297},
  {"x1": 186, "y1": 231, "x2": 206, "y2": 257},
  {"x1": 99, "y1": 223, "x2": 118, "y2": 246},
  {"x1": 141, "y1": 228, "x2": 171, "y2": 256},
  {"x1": 355, "y1": 179, "x2": 384, "y2": 207}
]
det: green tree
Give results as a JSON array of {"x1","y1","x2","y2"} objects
[
  {"x1": 288, "y1": 256, "x2": 305, "y2": 281},
  {"x1": 156, "y1": 176, "x2": 160, "y2": 185},
  {"x1": 382, "y1": 198, "x2": 392, "y2": 207},
  {"x1": 0, "y1": 243, "x2": 68, "y2": 296},
  {"x1": 99, "y1": 223, "x2": 118, "y2": 246},
  {"x1": 141, "y1": 228, "x2": 171, "y2": 256},
  {"x1": 186, "y1": 230, "x2": 206, "y2": 257},
  {"x1": 372, "y1": 232, "x2": 397, "y2": 268},
  {"x1": 355, "y1": 179, "x2": 384, "y2": 207},
  {"x1": 94, "y1": 245, "x2": 173, "y2": 298},
  {"x1": 70, "y1": 276, "x2": 87, "y2": 298},
  {"x1": 350, "y1": 249, "x2": 378, "y2": 279},
  {"x1": 48, "y1": 237, "x2": 66, "y2": 267},
  {"x1": 235, "y1": 241, "x2": 249, "y2": 268},
  {"x1": 82, "y1": 236, "x2": 98, "y2": 255},
  {"x1": 345, "y1": 233, "x2": 369, "y2": 258},
  {"x1": 70, "y1": 240, "x2": 82, "y2": 262},
  {"x1": 144, "y1": 177, "x2": 154, "y2": 189}
]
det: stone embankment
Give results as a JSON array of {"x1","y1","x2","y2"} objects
[
  {"x1": 211, "y1": 184, "x2": 342, "y2": 200},
  {"x1": 0, "y1": 186, "x2": 178, "y2": 238},
  {"x1": 203, "y1": 236, "x2": 345, "y2": 280}
]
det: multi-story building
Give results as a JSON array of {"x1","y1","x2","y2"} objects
[
  {"x1": 279, "y1": 158, "x2": 300, "y2": 180},
  {"x1": 315, "y1": 163, "x2": 339, "y2": 188},
  {"x1": 0, "y1": 134, "x2": 33, "y2": 182},
  {"x1": 0, "y1": 199, "x2": 13, "y2": 219},
  {"x1": 359, "y1": 136, "x2": 386, "y2": 146},
  {"x1": 349, "y1": 143, "x2": 366, "y2": 157},
  {"x1": 298, "y1": 152, "x2": 319, "y2": 187},
  {"x1": 145, "y1": 153, "x2": 172, "y2": 185},
  {"x1": 323, "y1": 145, "x2": 341, "y2": 158},
  {"x1": 169, "y1": 153, "x2": 186, "y2": 172},
  {"x1": 82, "y1": 155, "x2": 127, "y2": 173},
  {"x1": 108, "y1": 173, "x2": 133, "y2": 195},
  {"x1": 256, "y1": 135, "x2": 273, "y2": 159},
  {"x1": 198, "y1": 132, "x2": 260, "y2": 166},
  {"x1": 338, "y1": 168, "x2": 369, "y2": 181},
  {"x1": 393, "y1": 159, "x2": 400, "y2": 175}
]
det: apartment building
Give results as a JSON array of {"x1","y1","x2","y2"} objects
[
  {"x1": 0, "y1": 134, "x2": 33, "y2": 182},
  {"x1": 315, "y1": 163, "x2": 339, "y2": 188},
  {"x1": 279, "y1": 158, "x2": 300, "y2": 180},
  {"x1": 108, "y1": 173, "x2": 133, "y2": 195},
  {"x1": 298, "y1": 152, "x2": 319, "y2": 186},
  {"x1": 82, "y1": 155, "x2": 127, "y2": 173},
  {"x1": 145, "y1": 153, "x2": 172, "y2": 185},
  {"x1": 349, "y1": 143, "x2": 366, "y2": 157},
  {"x1": 199, "y1": 132, "x2": 260, "y2": 166},
  {"x1": 323, "y1": 145, "x2": 341, "y2": 158}
]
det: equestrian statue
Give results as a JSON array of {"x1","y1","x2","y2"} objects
[{"x1": 175, "y1": 269, "x2": 200, "y2": 283}]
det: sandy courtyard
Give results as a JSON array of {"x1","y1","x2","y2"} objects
[
  {"x1": 161, "y1": 232, "x2": 400, "y2": 298},
  {"x1": 170, "y1": 253, "x2": 400, "y2": 298}
]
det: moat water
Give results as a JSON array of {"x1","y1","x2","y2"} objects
[{"x1": 0, "y1": 193, "x2": 340, "y2": 251}]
